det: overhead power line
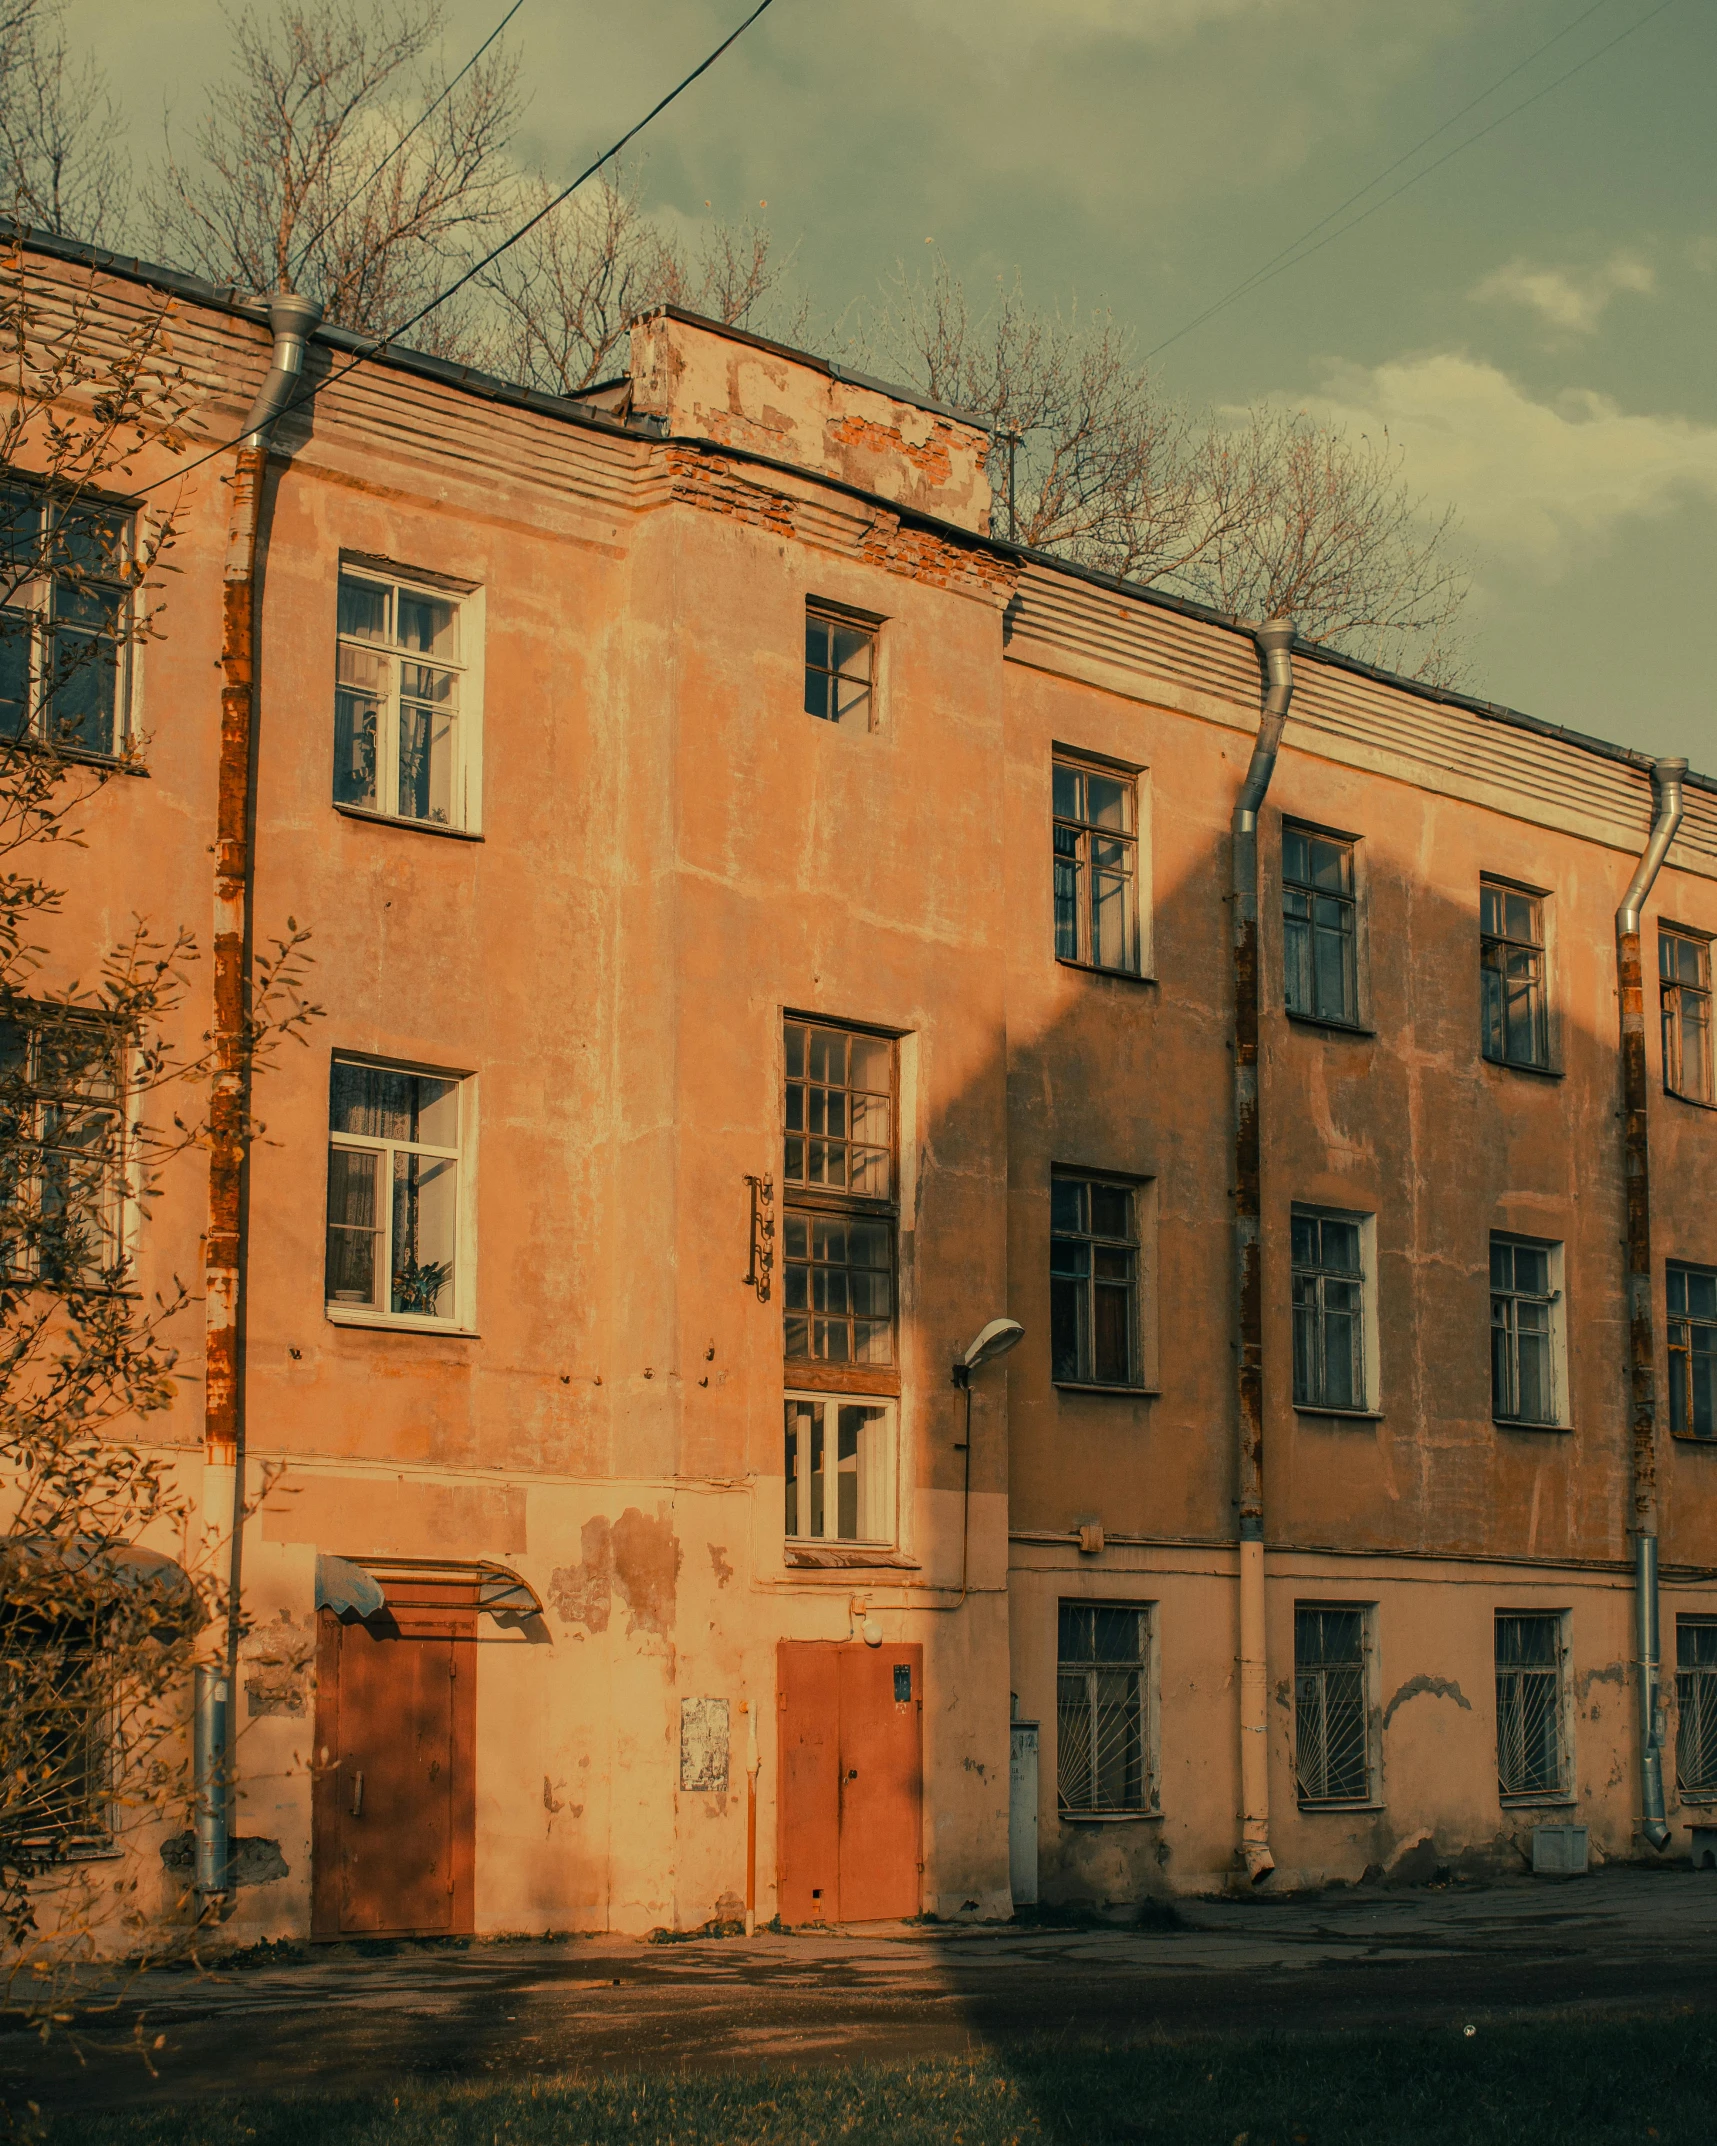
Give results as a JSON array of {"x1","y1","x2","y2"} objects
[
  {"x1": 137, "y1": 0, "x2": 778, "y2": 499},
  {"x1": 286, "y1": 0, "x2": 527, "y2": 285},
  {"x1": 1144, "y1": 0, "x2": 1683, "y2": 363}
]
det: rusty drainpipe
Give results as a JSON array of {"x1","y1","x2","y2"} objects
[
  {"x1": 1231, "y1": 619, "x2": 1295, "y2": 1886},
  {"x1": 195, "y1": 292, "x2": 322, "y2": 1898},
  {"x1": 1616, "y1": 754, "x2": 1686, "y2": 1855}
]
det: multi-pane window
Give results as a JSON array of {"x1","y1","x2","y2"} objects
[
  {"x1": 0, "y1": 486, "x2": 131, "y2": 755},
  {"x1": 1490, "y1": 1236, "x2": 1560, "y2": 1427},
  {"x1": 1668, "y1": 1262, "x2": 1717, "y2": 1441},
  {"x1": 1050, "y1": 1174, "x2": 1138, "y2": 1386},
  {"x1": 782, "y1": 1021, "x2": 895, "y2": 1366},
  {"x1": 1294, "y1": 1605, "x2": 1372, "y2": 1806},
  {"x1": 0, "y1": 1613, "x2": 109, "y2": 1855},
  {"x1": 1056, "y1": 1602, "x2": 1153, "y2": 1816},
  {"x1": 1480, "y1": 880, "x2": 1549, "y2": 1069},
  {"x1": 0, "y1": 1012, "x2": 122, "y2": 1287},
  {"x1": 1283, "y1": 826, "x2": 1358, "y2": 1024},
  {"x1": 1291, "y1": 1209, "x2": 1366, "y2": 1411},
  {"x1": 1661, "y1": 929, "x2": 1713, "y2": 1104},
  {"x1": 334, "y1": 568, "x2": 467, "y2": 827},
  {"x1": 1495, "y1": 1612, "x2": 1569, "y2": 1800},
  {"x1": 1053, "y1": 757, "x2": 1139, "y2": 974},
  {"x1": 783, "y1": 1397, "x2": 893, "y2": 1544},
  {"x1": 325, "y1": 1059, "x2": 464, "y2": 1323},
  {"x1": 803, "y1": 604, "x2": 875, "y2": 726},
  {"x1": 1677, "y1": 1617, "x2": 1717, "y2": 1799}
]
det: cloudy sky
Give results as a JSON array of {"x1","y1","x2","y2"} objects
[{"x1": 84, "y1": 0, "x2": 1715, "y2": 766}]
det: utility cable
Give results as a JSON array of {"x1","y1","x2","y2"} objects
[
  {"x1": 286, "y1": 0, "x2": 527, "y2": 285},
  {"x1": 1145, "y1": 0, "x2": 1682, "y2": 362},
  {"x1": 136, "y1": 0, "x2": 778, "y2": 499}
]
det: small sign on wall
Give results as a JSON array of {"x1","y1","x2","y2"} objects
[{"x1": 680, "y1": 1696, "x2": 730, "y2": 1792}]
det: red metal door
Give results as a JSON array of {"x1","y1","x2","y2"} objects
[
  {"x1": 312, "y1": 1607, "x2": 476, "y2": 1938},
  {"x1": 777, "y1": 1640, "x2": 923, "y2": 1925}
]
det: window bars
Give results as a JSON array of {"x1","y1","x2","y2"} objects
[
  {"x1": 1050, "y1": 1175, "x2": 1139, "y2": 1386},
  {"x1": 334, "y1": 569, "x2": 465, "y2": 827},
  {"x1": 1052, "y1": 758, "x2": 1140, "y2": 974},
  {"x1": 1291, "y1": 1210, "x2": 1365, "y2": 1410},
  {"x1": 1480, "y1": 881, "x2": 1549, "y2": 1069},
  {"x1": 1490, "y1": 1236, "x2": 1558, "y2": 1426},
  {"x1": 1495, "y1": 1613, "x2": 1567, "y2": 1799},
  {"x1": 1677, "y1": 1617, "x2": 1717, "y2": 1798},
  {"x1": 1668, "y1": 1263, "x2": 1717, "y2": 1441},
  {"x1": 1661, "y1": 928, "x2": 1714, "y2": 1104},
  {"x1": 1056, "y1": 1602, "x2": 1152, "y2": 1815},
  {"x1": 1283, "y1": 827, "x2": 1357, "y2": 1024},
  {"x1": 1294, "y1": 1605, "x2": 1371, "y2": 1805}
]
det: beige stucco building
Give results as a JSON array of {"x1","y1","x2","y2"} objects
[{"x1": 14, "y1": 232, "x2": 1717, "y2": 1943}]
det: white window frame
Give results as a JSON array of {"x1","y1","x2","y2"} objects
[
  {"x1": 323, "y1": 1054, "x2": 476, "y2": 1333},
  {"x1": 1494, "y1": 1608, "x2": 1574, "y2": 1805},
  {"x1": 333, "y1": 557, "x2": 483, "y2": 833},
  {"x1": 1293, "y1": 1601, "x2": 1380, "y2": 1809},
  {"x1": 0, "y1": 1007, "x2": 128, "y2": 1286},
  {"x1": 783, "y1": 1391, "x2": 896, "y2": 1548},
  {"x1": 1290, "y1": 1206, "x2": 1379, "y2": 1415},
  {"x1": 1, "y1": 483, "x2": 135, "y2": 758},
  {"x1": 1489, "y1": 1233, "x2": 1568, "y2": 1429}
]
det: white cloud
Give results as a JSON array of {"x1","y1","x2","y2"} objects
[
  {"x1": 1295, "y1": 353, "x2": 1717, "y2": 570},
  {"x1": 1469, "y1": 251, "x2": 1655, "y2": 336}
]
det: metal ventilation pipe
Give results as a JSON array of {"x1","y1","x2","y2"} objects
[
  {"x1": 199, "y1": 291, "x2": 324, "y2": 1900},
  {"x1": 1232, "y1": 619, "x2": 1294, "y2": 1885},
  {"x1": 1616, "y1": 755, "x2": 1687, "y2": 1854}
]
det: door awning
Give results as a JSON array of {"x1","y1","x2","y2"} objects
[
  {"x1": 314, "y1": 1556, "x2": 542, "y2": 1621},
  {"x1": 314, "y1": 1553, "x2": 386, "y2": 1619}
]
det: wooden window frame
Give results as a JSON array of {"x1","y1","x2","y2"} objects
[
  {"x1": 803, "y1": 600, "x2": 879, "y2": 729},
  {"x1": 333, "y1": 561, "x2": 482, "y2": 833},
  {"x1": 1495, "y1": 1609, "x2": 1573, "y2": 1805},
  {"x1": 0, "y1": 480, "x2": 135, "y2": 760},
  {"x1": 1668, "y1": 1260, "x2": 1717, "y2": 1442},
  {"x1": 1660, "y1": 925, "x2": 1714, "y2": 1106},
  {"x1": 1055, "y1": 1599, "x2": 1158, "y2": 1819},
  {"x1": 324, "y1": 1054, "x2": 475, "y2": 1334},
  {"x1": 1480, "y1": 877, "x2": 1551, "y2": 1071},
  {"x1": 783, "y1": 1391, "x2": 897, "y2": 1548},
  {"x1": 1052, "y1": 752, "x2": 1143, "y2": 978},
  {"x1": 1490, "y1": 1233, "x2": 1566, "y2": 1429},
  {"x1": 1050, "y1": 1170, "x2": 1143, "y2": 1389},
  {"x1": 1282, "y1": 822, "x2": 1360, "y2": 1026}
]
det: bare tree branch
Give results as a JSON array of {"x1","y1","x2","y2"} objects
[{"x1": 0, "y1": 0, "x2": 128, "y2": 244}]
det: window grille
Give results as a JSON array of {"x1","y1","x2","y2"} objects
[
  {"x1": 1052, "y1": 757, "x2": 1140, "y2": 974},
  {"x1": 1490, "y1": 1236, "x2": 1559, "y2": 1426},
  {"x1": 333, "y1": 568, "x2": 467, "y2": 826},
  {"x1": 1283, "y1": 826, "x2": 1357, "y2": 1023},
  {"x1": 1495, "y1": 1612, "x2": 1568, "y2": 1799},
  {"x1": 1668, "y1": 1263, "x2": 1717, "y2": 1441},
  {"x1": 0, "y1": 1613, "x2": 107, "y2": 1855},
  {"x1": 1677, "y1": 1617, "x2": 1717, "y2": 1798},
  {"x1": 803, "y1": 605, "x2": 875, "y2": 726},
  {"x1": 1661, "y1": 929, "x2": 1713, "y2": 1104},
  {"x1": 0, "y1": 1011, "x2": 122, "y2": 1287},
  {"x1": 782, "y1": 1021, "x2": 895, "y2": 1366},
  {"x1": 1057, "y1": 1602, "x2": 1153, "y2": 1815},
  {"x1": 1291, "y1": 1209, "x2": 1366, "y2": 1410},
  {"x1": 0, "y1": 484, "x2": 132, "y2": 756},
  {"x1": 1050, "y1": 1174, "x2": 1138, "y2": 1386},
  {"x1": 1294, "y1": 1605, "x2": 1371, "y2": 1804},
  {"x1": 1480, "y1": 881, "x2": 1549, "y2": 1069},
  {"x1": 325, "y1": 1059, "x2": 463, "y2": 1323},
  {"x1": 783, "y1": 1395, "x2": 892, "y2": 1544}
]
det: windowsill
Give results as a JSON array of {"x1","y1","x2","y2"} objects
[
  {"x1": 785, "y1": 1363, "x2": 900, "y2": 1398},
  {"x1": 1678, "y1": 1798, "x2": 1717, "y2": 1810},
  {"x1": 1294, "y1": 1405, "x2": 1384, "y2": 1422},
  {"x1": 1297, "y1": 1799, "x2": 1384, "y2": 1814},
  {"x1": 1500, "y1": 1794, "x2": 1577, "y2": 1810},
  {"x1": 1055, "y1": 959, "x2": 1156, "y2": 987},
  {"x1": 1670, "y1": 1433, "x2": 1717, "y2": 1447},
  {"x1": 1494, "y1": 1418, "x2": 1573, "y2": 1434},
  {"x1": 784, "y1": 1545, "x2": 920, "y2": 1571},
  {"x1": 1054, "y1": 1381, "x2": 1161, "y2": 1398},
  {"x1": 1663, "y1": 1087, "x2": 1717, "y2": 1113},
  {"x1": 1481, "y1": 1054, "x2": 1563, "y2": 1081},
  {"x1": 1057, "y1": 1809, "x2": 1161, "y2": 1825},
  {"x1": 1, "y1": 736, "x2": 149, "y2": 777},
  {"x1": 325, "y1": 1307, "x2": 478, "y2": 1338},
  {"x1": 333, "y1": 803, "x2": 484, "y2": 842},
  {"x1": 1285, "y1": 1011, "x2": 1376, "y2": 1038}
]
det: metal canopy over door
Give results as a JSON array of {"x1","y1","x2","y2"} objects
[
  {"x1": 778, "y1": 1640, "x2": 923, "y2": 1925},
  {"x1": 312, "y1": 1583, "x2": 476, "y2": 1939}
]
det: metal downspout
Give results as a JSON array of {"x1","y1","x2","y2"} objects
[
  {"x1": 1616, "y1": 754, "x2": 1686, "y2": 1855},
  {"x1": 1232, "y1": 620, "x2": 1294, "y2": 1885},
  {"x1": 196, "y1": 293, "x2": 322, "y2": 1899}
]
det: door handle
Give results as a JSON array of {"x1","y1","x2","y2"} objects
[{"x1": 351, "y1": 1769, "x2": 364, "y2": 1818}]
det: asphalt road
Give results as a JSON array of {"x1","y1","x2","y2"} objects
[{"x1": 8, "y1": 1870, "x2": 1717, "y2": 2114}]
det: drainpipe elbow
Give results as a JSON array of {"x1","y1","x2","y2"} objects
[
  {"x1": 240, "y1": 292, "x2": 324, "y2": 451},
  {"x1": 1242, "y1": 1841, "x2": 1275, "y2": 1884},
  {"x1": 1640, "y1": 1819, "x2": 1671, "y2": 1852},
  {"x1": 1234, "y1": 619, "x2": 1296, "y2": 834},
  {"x1": 1617, "y1": 757, "x2": 1688, "y2": 938}
]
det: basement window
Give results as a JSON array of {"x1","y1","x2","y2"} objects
[
  {"x1": 1495, "y1": 1611, "x2": 1571, "y2": 1802},
  {"x1": 1677, "y1": 1617, "x2": 1717, "y2": 1799}
]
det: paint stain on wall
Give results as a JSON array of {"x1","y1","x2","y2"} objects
[
  {"x1": 1383, "y1": 1675, "x2": 1473, "y2": 1730},
  {"x1": 549, "y1": 1506, "x2": 683, "y2": 1637},
  {"x1": 708, "y1": 1543, "x2": 733, "y2": 1587},
  {"x1": 549, "y1": 1516, "x2": 615, "y2": 1632}
]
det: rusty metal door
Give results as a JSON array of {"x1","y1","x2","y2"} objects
[
  {"x1": 777, "y1": 1641, "x2": 922, "y2": 1925},
  {"x1": 312, "y1": 1606, "x2": 475, "y2": 1938}
]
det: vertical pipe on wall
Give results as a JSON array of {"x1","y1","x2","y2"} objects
[
  {"x1": 1615, "y1": 754, "x2": 1686, "y2": 1853},
  {"x1": 1231, "y1": 619, "x2": 1295, "y2": 1885},
  {"x1": 203, "y1": 293, "x2": 322, "y2": 1893}
]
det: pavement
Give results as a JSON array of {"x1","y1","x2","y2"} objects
[{"x1": 6, "y1": 1869, "x2": 1717, "y2": 2114}]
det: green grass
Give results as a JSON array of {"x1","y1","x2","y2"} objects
[{"x1": 43, "y1": 2012, "x2": 1717, "y2": 2145}]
